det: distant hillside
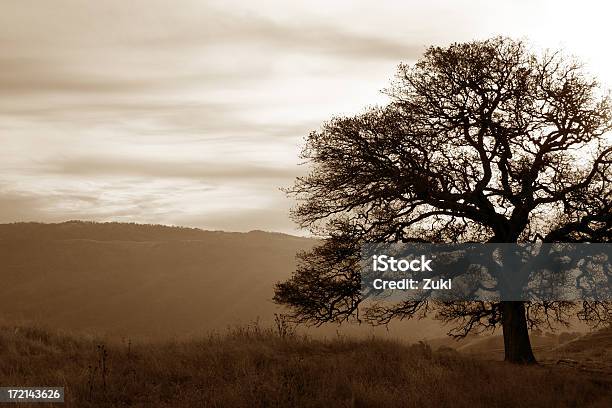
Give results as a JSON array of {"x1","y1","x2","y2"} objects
[
  {"x1": 550, "y1": 327, "x2": 612, "y2": 367},
  {"x1": 0, "y1": 220, "x2": 298, "y2": 242},
  {"x1": 0, "y1": 221, "x2": 483, "y2": 342},
  {"x1": 0, "y1": 221, "x2": 315, "y2": 338}
]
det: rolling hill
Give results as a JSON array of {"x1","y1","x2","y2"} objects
[
  {"x1": 0, "y1": 221, "x2": 315, "y2": 338},
  {"x1": 2, "y1": 221, "x2": 592, "y2": 347}
]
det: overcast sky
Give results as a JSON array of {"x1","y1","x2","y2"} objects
[{"x1": 1, "y1": 0, "x2": 610, "y2": 233}]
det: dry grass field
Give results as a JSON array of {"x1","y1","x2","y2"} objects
[{"x1": 1, "y1": 323, "x2": 611, "y2": 408}]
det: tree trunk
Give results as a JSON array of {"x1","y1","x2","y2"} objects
[{"x1": 501, "y1": 301, "x2": 536, "y2": 364}]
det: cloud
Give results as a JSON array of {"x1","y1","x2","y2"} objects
[
  {"x1": 0, "y1": 99, "x2": 318, "y2": 144},
  {"x1": 0, "y1": 178, "x2": 298, "y2": 233},
  {"x1": 6, "y1": 0, "x2": 557, "y2": 232},
  {"x1": 130, "y1": 9, "x2": 425, "y2": 61},
  {"x1": 0, "y1": 57, "x2": 158, "y2": 96},
  {"x1": 0, "y1": 190, "x2": 51, "y2": 222},
  {"x1": 0, "y1": 2, "x2": 423, "y2": 99},
  {"x1": 43, "y1": 155, "x2": 301, "y2": 182}
]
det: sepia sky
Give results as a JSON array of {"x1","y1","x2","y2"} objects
[{"x1": 1, "y1": 0, "x2": 611, "y2": 233}]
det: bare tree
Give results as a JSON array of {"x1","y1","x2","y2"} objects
[{"x1": 274, "y1": 37, "x2": 612, "y2": 363}]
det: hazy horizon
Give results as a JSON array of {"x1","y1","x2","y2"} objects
[
  {"x1": 2, "y1": 0, "x2": 611, "y2": 234},
  {"x1": 0, "y1": 219, "x2": 312, "y2": 236}
]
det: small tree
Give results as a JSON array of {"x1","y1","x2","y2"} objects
[{"x1": 274, "y1": 37, "x2": 612, "y2": 363}]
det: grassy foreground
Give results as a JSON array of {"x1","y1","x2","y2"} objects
[{"x1": 0, "y1": 324, "x2": 610, "y2": 408}]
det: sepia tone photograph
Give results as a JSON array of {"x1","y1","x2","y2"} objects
[{"x1": 0, "y1": 1, "x2": 611, "y2": 407}]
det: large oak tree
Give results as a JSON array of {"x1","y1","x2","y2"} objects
[{"x1": 274, "y1": 37, "x2": 612, "y2": 363}]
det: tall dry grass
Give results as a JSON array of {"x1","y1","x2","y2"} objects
[{"x1": 0, "y1": 322, "x2": 610, "y2": 407}]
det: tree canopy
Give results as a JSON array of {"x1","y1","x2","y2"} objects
[{"x1": 274, "y1": 37, "x2": 611, "y2": 363}]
